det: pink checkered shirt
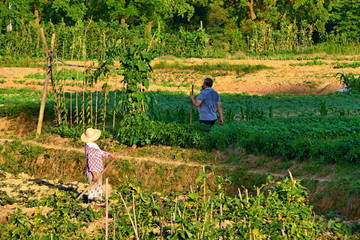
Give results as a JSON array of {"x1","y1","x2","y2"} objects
[{"x1": 85, "y1": 143, "x2": 110, "y2": 174}]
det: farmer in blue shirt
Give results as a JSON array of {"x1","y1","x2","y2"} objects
[{"x1": 190, "y1": 78, "x2": 223, "y2": 126}]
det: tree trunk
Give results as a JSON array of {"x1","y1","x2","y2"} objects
[
  {"x1": 246, "y1": 0, "x2": 257, "y2": 21},
  {"x1": 120, "y1": 14, "x2": 125, "y2": 24},
  {"x1": 147, "y1": 17, "x2": 153, "y2": 33},
  {"x1": 34, "y1": 4, "x2": 40, "y2": 24}
]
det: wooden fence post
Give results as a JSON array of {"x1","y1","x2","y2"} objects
[
  {"x1": 190, "y1": 85, "x2": 194, "y2": 124},
  {"x1": 106, "y1": 178, "x2": 109, "y2": 240},
  {"x1": 36, "y1": 29, "x2": 55, "y2": 137}
]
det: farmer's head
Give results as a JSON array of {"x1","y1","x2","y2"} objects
[
  {"x1": 81, "y1": 128, "x2": 101, "y2": 143},
  {"x1": 203, "y1": 78, "x2": 213, "y2": 88}
]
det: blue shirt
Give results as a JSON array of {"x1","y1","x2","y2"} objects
[{"x1": 197, "y1": 88, "x2": 221, "y2": 121}]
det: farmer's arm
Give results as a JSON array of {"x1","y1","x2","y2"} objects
[
  {"x1": 217, "y1": 102, "x2": 224, "y2": 125},
  {"x1": 190, "y1": 95, "x2": 202, "y2": 107},
  {"x1": 100, "y1": 149, "x2": 118, "y2": 160}
]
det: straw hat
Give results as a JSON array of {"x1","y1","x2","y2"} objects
[{"x1": 81, "y1": 128, "x2": 101, "y2": 143}]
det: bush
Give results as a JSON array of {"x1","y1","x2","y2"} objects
[{"x1": 336, "y1": 73, "x2": 360, "y2": 93}]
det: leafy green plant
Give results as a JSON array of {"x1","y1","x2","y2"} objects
[{"x1": 336, "y1": 73, "x2": 360, "y2": 93}]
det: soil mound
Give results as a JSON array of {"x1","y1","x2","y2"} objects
[{"x1": 232, "y1": 51, "x2": 246, "y2": 58}]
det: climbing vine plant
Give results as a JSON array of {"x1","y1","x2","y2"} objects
[
  {"x1": 119, "y1": 43, "x2": 153, "y2": 122},
  {"x1": 93, "y1": 42, "x2": 154, "y2": 127}
]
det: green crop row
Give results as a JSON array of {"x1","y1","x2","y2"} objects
[
  {"x1": 48, "y1": 115, "x2": 360, "y2": 164},
  {"x1": 152, "y1": 61, "x2": 273, "y2": 75},
  {"x1": 333, "y1": 62, "x2": 360, "y2": 69},
  {"x1": 290, "y1": 60, "x2": 360, "y2": 69}
]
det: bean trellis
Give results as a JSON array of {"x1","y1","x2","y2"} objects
[{"x1": 36, "y1": 29, "x2": 154, "y2": 135}]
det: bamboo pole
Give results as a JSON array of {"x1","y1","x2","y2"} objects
[
  {"x1": 50, "y1": 33, "x2": 61, "y2": 126},
  {"x1": 219, "y1": 204, "x2": 223, "y2": 229},
  {"x1": 238, "y1": 188, "x2": 244, "y2": 209},
  {"x1": 70, "y1": 92, "x2": 72, "y2": 127},
  {"x1": 70, "y1": 36, "x2": 75, "y2": 127},
  {"x1": 201, "y1": 211, "x2": 207, "y2": 238},
  {"x1": 113, "y1": 80, "x2": 117, "y2": 133},
  {"x1": 132, "y1": 193, "x2": 138, "y2": 234},
  {"x1": 36, "y1": 29, "x2": 54, "y2": 136},
  {"x1": 91, "y1": 91, "x2": 93, "y2": 127},
  {"x1": 203, "y1": 166, "x2": 206, "y2": 204},
  {"x1": 82, "y1": 84, "x2": 85, "y2": 130},
  {"x1": 106, "y1": 178, "x2": 108, "y2": 240},
  {"x1": 103, "y1": 85, "x2": 107, "y2": 131},
  {"x1": 95, "y1": 89, "x2": 98, "y2": 128},
  {"x1": 119, "y1": 193, "x2": 139, "y2": 240},
  {"x1": 76, "y1": 39, "x2": 80, "y2": 125},
  {"x1": 113, "y1": 213, "x2": 116, "y2": 240},
  {"x1": 62, "y1": 41, "x2": 67, "y2": 125},
  {"x1": 190, "y1": 85, "x2": 194, "y2": 124}
]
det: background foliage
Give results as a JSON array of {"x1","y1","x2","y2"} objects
[{"x1": 0, "y1": 0, "x2": 359, "y2": 58}]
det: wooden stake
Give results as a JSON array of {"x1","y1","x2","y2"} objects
[
  {"x1": 119, "y1": 192, "x2": 139, "y2": 240},
  {"x1": 238, "y1": 188, "x2": 244, "y2": 209},
  {"x1": 219, "y1": 204, "x2": 223, "y2": 229},
  {"x1": 76, "y1": 40, "x2": 80, "y2": 125},
  {"x1": 147, "y1": 32, "x2": 156, "y2": 51},
  {"x1": 49, "y1": 33, "x2": 61, "y2": 126},
  {"x1": 132, "y1": 193, "x2": 138, "y2": 234},
  {"x1": 70, "y1": 92, "x2": 72, "y2": 127},
  {"x1": 106, "y1": 178, "x2": 109, "y2": 240},
  {"x1": 246, "y1": 189, "x2": 249, "y2": 203},
  {"x1": 95, "y1": 89, "x2": 98, "y2": 128},
  {"x1": 103, "y1": 88, "x2": 107, "y2": 131},
  {"x1": 62, "y1": 41, "x2": 67, "y2": 125},
  {"x1": 190, "y1": 85, "x2": 194, "y2": 124},
  {"x1": 203, "y1": 166, "x2": 206, "y2": 204},
  {"x1": 113, "y1": 82, "x2": 117, "y2": 133},
  {"x1": 82, "y1": 90, "x2": 85, "y2": 129},
  {"x1": 113, "y1": 213, "x2": 116, "y2": 240},
  {"x1": 91, "y1": 91, "x2": 93, "y2": 127},
  {"x1": 36, "y1": 29, "x2": 54, "y2": 136},
  {"x1": 200, "y1": 21, "x2": 203, "y2": 30},
  {"x1": 70, "y1": 37, "x2": 74, "y2": 127},
  {"x1": 201, "y1": 211, "x2": 208, "y2": 238}
]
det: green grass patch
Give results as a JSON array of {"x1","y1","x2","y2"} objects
[
  {"x1": 333, "y1": 62, "x2": 360, "y2": 69},
  {"x1": 0, "y1": 57, "x2": 46, "y2": 69},
  {"x1": 153, "y1": 61, "x2": 273, "y2": 75},
  {"x1": 289, "y1": 60, "x2": 329, "y2": 67}
]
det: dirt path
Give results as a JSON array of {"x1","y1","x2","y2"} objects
[{"x1": 0, "y1": 138, "x2": 329, "y2": 183}]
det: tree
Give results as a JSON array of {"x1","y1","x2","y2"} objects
[
  {"x1": 0, "y1": 0, "x2": 38, "y2": 27},
  {"x1": 327, "y1": 0, "x2": 360, "y2": 36},
  {"x1": 51, "y1": 0, "x2": 88, "y2": 24},
  {"x1": 105, "y1": 0, "x2": 139, "y2": 24},
  {"x1": 224, "y1": 0, "x2": 334, "y2": 33}
]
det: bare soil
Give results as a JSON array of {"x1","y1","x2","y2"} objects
[{"x1": 1, "y1": 58, "x2": 359, "y2": 95}]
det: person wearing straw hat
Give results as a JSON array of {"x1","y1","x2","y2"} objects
[{"x1": 81, "y1": 128, "x2": 118, "y2": 204}]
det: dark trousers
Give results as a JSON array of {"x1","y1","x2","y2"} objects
[
  {"x1": 200, "y1": 120, "x2": 217, "y2": 132},
  {"x1": 200, "y1": 120, "x2": 217, "y2": 126}
]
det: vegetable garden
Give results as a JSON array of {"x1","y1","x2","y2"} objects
[{"x1": 2, "y1": 27, "x2": 360, "y2": 238}]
